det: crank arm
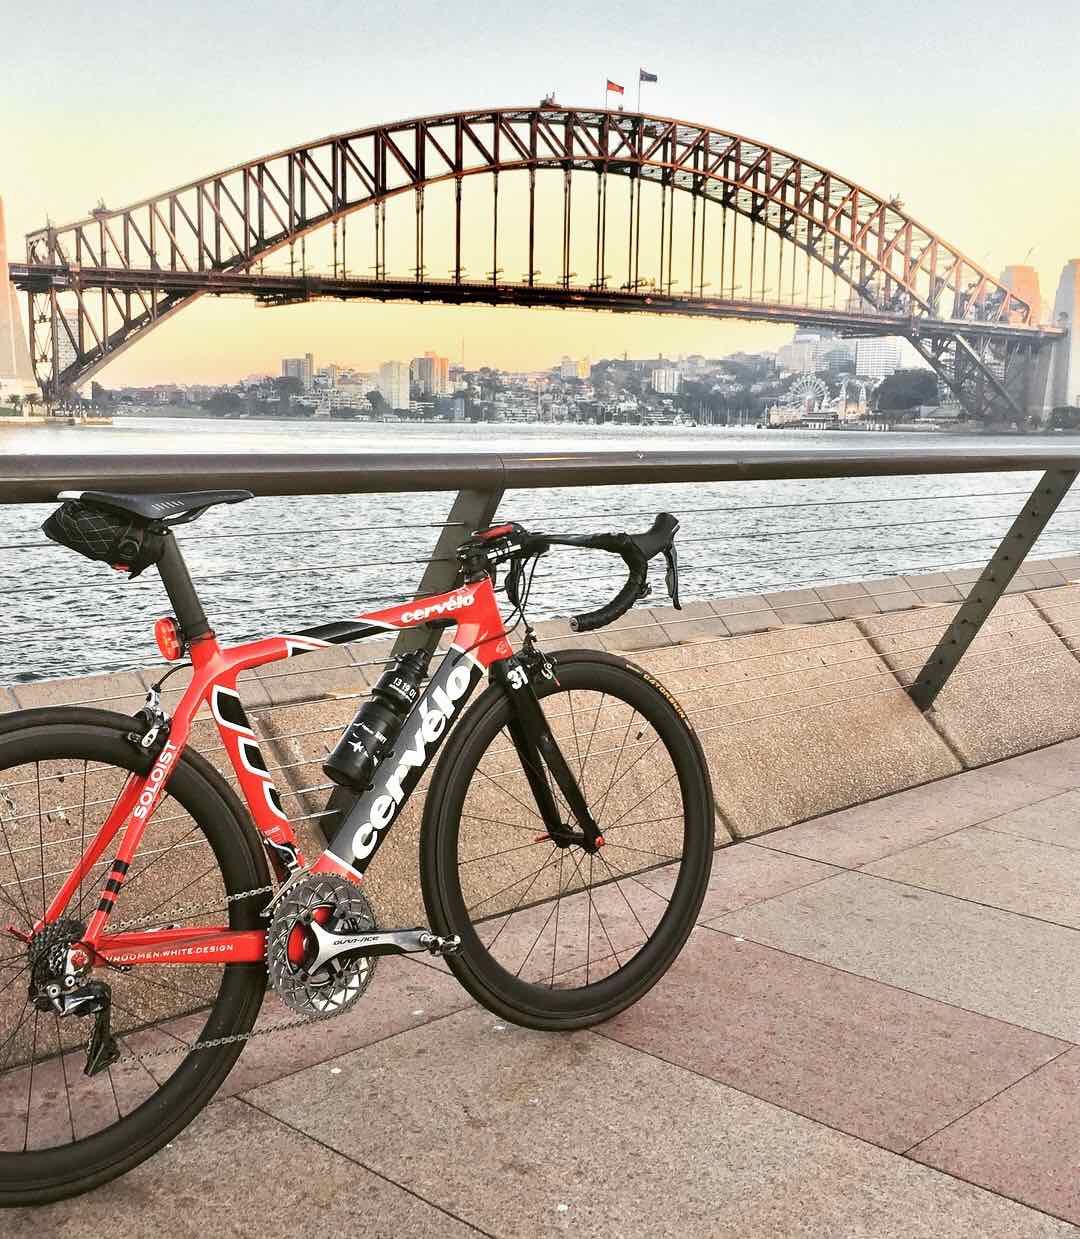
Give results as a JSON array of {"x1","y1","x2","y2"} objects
[{"x1": 306, "y1": 923, "x2": 460, "y2": 971}]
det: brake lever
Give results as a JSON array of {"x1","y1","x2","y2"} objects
[{"x1": 663, "y1": 546, "x2": 681, "y2": 610}]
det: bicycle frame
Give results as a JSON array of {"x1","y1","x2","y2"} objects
[{"x1": 37, "y1": 576, "x2": 517, "y2": 969}]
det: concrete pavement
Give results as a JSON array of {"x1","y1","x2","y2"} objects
[{"x1": 12, "y1": 739, "x2": 1080, "y2": 1237}]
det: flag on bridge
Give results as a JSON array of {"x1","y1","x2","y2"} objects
[
  {"x1": 639, "y1": 68, "x2": 658, "y2": 83},
  {"x1": 606, "y1": 79, "x2": 624, "y2": 95}
]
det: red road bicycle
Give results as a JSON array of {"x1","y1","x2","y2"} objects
[{"x1": 0, "y1": 488, "x2": 712, "y2": 1203}]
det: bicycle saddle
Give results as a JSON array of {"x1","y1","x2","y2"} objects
[{"x1": 57, "y1": 489, "x2": 254, "y2": 523}]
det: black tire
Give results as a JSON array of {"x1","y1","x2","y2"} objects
[
  {"x1": 0, "y1": 711, "x2": 269, "y2": 1206},
  {"x1": 420, "y1": 650, "x2": 713, "y2": 1030}
]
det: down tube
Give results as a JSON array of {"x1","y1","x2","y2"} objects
[{"x1": 320, "y1": 651, "x2": 486, "y2": 877}]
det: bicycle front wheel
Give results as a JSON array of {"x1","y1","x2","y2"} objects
[{"x1": 420, "y1": 649, "x2": 713, "y2": 1030}]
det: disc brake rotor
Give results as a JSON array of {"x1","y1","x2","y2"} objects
[{"x1": 266, "y1": 873, "x2": 378, "y2": 1016}]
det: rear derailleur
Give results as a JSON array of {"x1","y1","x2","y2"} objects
[{"x1": 27, "y1": 919, "x2": 120, "y2": 1076}]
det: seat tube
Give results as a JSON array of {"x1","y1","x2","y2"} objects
[{"x1": 156, "y1": 533, "x2": 213, "y2": 641}]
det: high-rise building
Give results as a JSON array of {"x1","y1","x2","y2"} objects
[
  {"x1": 559, "y1": 355, "x2": 578, "y2": 380},
  {"x1": 651, "y1": 368, "x2": 679, "y2": 394},
  {"x1": 55, "y1": 312, "x2": 80, "y2": 376},
  {"x1": 378, "y1": 361, "x2": 410, "y2": 410},
  {"x1": 411, "y1": 351, "x2": 450, "y2": 397},
  {"x1": 851, "y1": 337, "x2": 902, "y2": 380},
  {"x1": 0, "y1": 195, "x2": 40, "y2": 400},
  {"x1": 777, "y1": 329, "x2": 853, "y2": 375},
  {"x1": 281, "y1": 353, "x2": 314, "y2": 389}
]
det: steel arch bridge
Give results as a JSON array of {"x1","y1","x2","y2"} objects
[{"x1": 9, "y1": 105, "x2": 1063, "y2": 418}]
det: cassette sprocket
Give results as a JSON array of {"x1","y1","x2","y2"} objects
[{"x1": 266, "y1": 873, "x2": 378, "y2": 1016}]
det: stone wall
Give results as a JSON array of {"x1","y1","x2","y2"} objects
[{"x1": 4, "y1": 553, "x2": 1080, "y2": 925}]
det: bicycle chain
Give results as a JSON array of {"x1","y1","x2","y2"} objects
[{"x1": 100, "y1": 882, "x2": 347, "y2": 1065}]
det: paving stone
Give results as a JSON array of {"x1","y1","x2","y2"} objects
[
  {"x1": 901, "y1": 572, "x2": 964, "y2": 605},
  {"x1": 634, "y1": 622, "x2": 959, "y2": 838},
  {"x1": 862, "y1": 578, "x2": 922, "y2": 613},
  {"x1": 709, "y1": 592, "x2": 780, "y2": 635},
  {"x1": 998, "y1": 738, "x2": 1080, "y2": 789},
  {"x1": 595, "y1": 605, "x2": 666, "y2": 653},
  {"x1": 216, "y1": 957, "x2": 473, "y2": 1096},
  {"x1": 247, "y1": 1008, "x2": 1075, "y2": 1239},
  {"x1": 1026, "y1": 582, "x2": 1080, "y2": 639},
  {"x1": 816, "y1": 582, "x2": 883, "y2": 619},
  {"x1": 983, "y1": 787, "x2": 1080, "y2": 850},
  {"x1": 823, "y1": 594, "x2": 883, "y2": 620},
  {"x1": 755, "y1": 765, "x2": 1065, "y2": 867},
  {"x1": 9, "y1": 1096, "x2": 481, "y2": 1237},
  {"x1": 637, "y1": 842, "x2": 838, "y2": 922},
  {"x1": 253, "y1": 642, "x2": 376, "y2": 705},
  {"x1": 715, "y1": 870, "x2": 1080, "y2": 1039},
  {"x1": 761, "y1": 587, "x2": 833, "y2": 626},
  {"x1": 864, "y1": 826, "x2": 1080, "y2": 928},
  {"x1": 860, "y1": 593, "x2": 1080, "y2": 765},
  {"x1": 909, "y1": 1047, "x2": 1080, "y2": 1225},
  {"x1": 1025, "y1": 566, "x2": 1069, "y2": 591},
  {"x1": 653, "y1": 599, "x2": 731, "y2": 643},
  {"x1": 11, "y1": 668, "x2": 148, "y2": 715},
  {"x1": 601, "y1": 928, "x2": 1068, "y2": 1152}
]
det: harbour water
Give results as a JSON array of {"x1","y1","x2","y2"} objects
[{"x1": 1, "y1": 418, "x2": 1072, "y2": 683}]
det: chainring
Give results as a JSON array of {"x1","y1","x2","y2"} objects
[{"x1": 266, "y1": 873, "x2": 378, "y2": 1016}]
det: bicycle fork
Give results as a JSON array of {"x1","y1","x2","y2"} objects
[{"x1": 493, "y1": 653, "x2": 605, "y2": 853}]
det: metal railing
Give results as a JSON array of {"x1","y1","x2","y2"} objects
[{"x1": 4, "y1": 445, "x2": 1080, "y2": 825}]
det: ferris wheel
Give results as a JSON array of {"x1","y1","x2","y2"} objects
[{"x1": 785, "y1": 374, "x2": 829, "y2": 410}]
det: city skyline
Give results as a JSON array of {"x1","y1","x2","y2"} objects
[{"x1": 4, "y1": 0, "x2": 1077, "y2": 387}]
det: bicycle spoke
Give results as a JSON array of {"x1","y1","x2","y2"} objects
[
  {"x1": 77, "y1": 760, "x2": 88, "y2": 922},
  {"x1": 460, "y1": 839, "x2": 543, "y2": 866},
  {"x1": 550, "y1": 851, "x2": 564, "y2": 989},
  {"x1": 461, "y1": 810, "x2": 538, "y2": 836},
  {"x1": 36, "y1": 765, "x2": 50, "y2": 923},
  {"x1": 22, "y1": 1012, "x2": 39, "y2": 1151},
  {"x1": 601, "y1": 769, "x2": 679, "y2": 834},
  {"x1": 53, "y1": 1014, "x2": 76, "y2": 1146},
  {"x1": 0, "y1": 788, "x2": 35, "y2": 928},
  {"x1": 482, "y1": 847, "x2": 559, "y2": 952},
  {"x1": 473, "y1": 763, "x2": 544, "y2": 823},
  {"x1": 595, "y1": 851, "x2": 651, "y2": 944},
  {"x1": 118, "y1": 819, "x2": 204, "y2": 898}
]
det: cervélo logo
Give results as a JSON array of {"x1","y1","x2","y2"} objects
[
  {"x1": 351, "y1": 663, "x2": 473, "y2": 861},
  {"x1": 399, "y1": 591, "x2": 475, "y2": 624}
]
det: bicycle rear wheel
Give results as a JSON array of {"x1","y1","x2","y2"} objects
[
  {"x1": 420, "y1": 649, "x2": 713, "y2": 1030},
  {"x1": 0, "y1": 712, "x2": 269, "y2": 1205}
]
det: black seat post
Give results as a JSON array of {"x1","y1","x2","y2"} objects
[{"x1": 155, "y1": 532, "x2": 213, "y2": 642}]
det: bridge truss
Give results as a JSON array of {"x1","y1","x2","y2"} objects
[{"x1": 10, "y1": 106, "x2": 1061, "y2": 419}]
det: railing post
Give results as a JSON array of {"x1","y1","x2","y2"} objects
[
  {"x1": 908, "y1": 467, "x2": 1077, "y2": 711},
  {"x1": 392, "y1": 486, "x2": 504, "y2": 658}
]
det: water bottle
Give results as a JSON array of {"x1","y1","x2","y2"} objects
[{"x1": 322, "y1": 649, "x2": 430, "y2": 790}]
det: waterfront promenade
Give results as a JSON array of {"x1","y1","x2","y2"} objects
[{"x1": 14, "y1": 737, "x2": 1080, "y2": 1236}]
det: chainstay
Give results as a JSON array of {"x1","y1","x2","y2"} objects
[{"x1": 102, "y1": 882, "x2": 295, "y2": 1063}]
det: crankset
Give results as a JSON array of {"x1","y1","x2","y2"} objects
[{"x1": 266, "y1": 872, "x2": 459, "y2": 1017}]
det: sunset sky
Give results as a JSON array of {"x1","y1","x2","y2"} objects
[{"x1": 3, "y1": 0, "x2": 1077, "y2": 385}]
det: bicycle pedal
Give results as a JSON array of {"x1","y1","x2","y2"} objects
[{"x1": 423, "y1": 933, "x2": 460, "y2": 957}]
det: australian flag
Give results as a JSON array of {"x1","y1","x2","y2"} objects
[{"x1": 639, "y1": 68, "x2": 658, "y2": 83}]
